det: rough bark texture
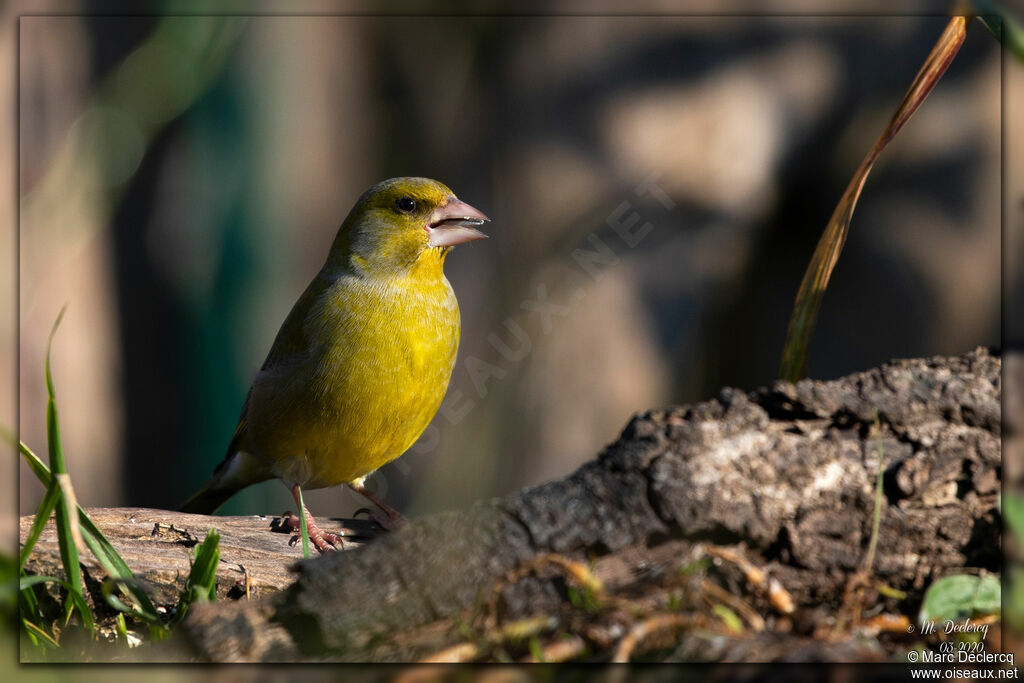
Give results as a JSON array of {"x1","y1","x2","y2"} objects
[
  {"x1": 19, "y1": 348, "x2": 1002, "y2": 662},
  {"x1": 19, "y1": 508, "x2": 381, "y2": 605}
]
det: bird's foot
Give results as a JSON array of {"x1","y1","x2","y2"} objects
[
  {"x1": 280, "y1": 509, "x2": 344, "y2": 553},
  {"x1": 348, "y1": 483, "x2": 407, "y2": 531},
  {"x1": 352, "y1": 506, "x2": 406, "y2": 532}
]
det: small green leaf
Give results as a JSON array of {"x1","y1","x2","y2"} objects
[
  {"x1": 115, "y1": 612, "x2": 129, "y2": 647},
  {"x1": 919, "y1": 574, "x2": 1001, "y2": 623},
  {"x1": 567, "y1": 585, "x2": 582, "y2": 609},
  {"x1": 680, "y1": 557, "x2": 711, "y2": 575},
  {"x1": 877, "y1": 582, "x2": 908, "y2": 600},
  {"x1": 712, "y1": 603, "x2": 744, "y2": 634},
  {"x1": 974, "y1": 575, "x2": 1001, "y2": 613}
]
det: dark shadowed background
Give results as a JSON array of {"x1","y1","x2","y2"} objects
[{"x1": 15, "y1": 13, "x2": 1003, "y2": 528}]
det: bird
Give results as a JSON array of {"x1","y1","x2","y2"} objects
[{"x1": 180, "y1": 177, "x2": 488, "y2": 552}]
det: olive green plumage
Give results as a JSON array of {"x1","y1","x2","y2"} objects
[{"x1": 181, "y1": 177, "x2": 488, "y2": 514}]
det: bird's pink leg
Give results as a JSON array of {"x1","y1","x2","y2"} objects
[
  {"x1": 283, "y1": 484, "x2": 344, "y2": 553},
  {"x1": 348, "y1": 482, "x2": 407, "y2": 531}
]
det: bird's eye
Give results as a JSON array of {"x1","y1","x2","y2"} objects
[{"x1": 396, "y1": 197, "x2": 417, "y2": 214}]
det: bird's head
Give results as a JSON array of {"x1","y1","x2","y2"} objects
[{"x1": 329, "y1": 177, "x2": 488, "y2": 278}]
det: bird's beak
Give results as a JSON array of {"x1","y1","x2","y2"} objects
[{"x1": 426, "y1": 198, "x2": 489, "y2": 248}]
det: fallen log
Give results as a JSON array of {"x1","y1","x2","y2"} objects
[{"x1": 20, "y1": 348, "x2": 1001, "y2": 662}]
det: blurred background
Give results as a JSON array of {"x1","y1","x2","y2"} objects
[{"x1": 13, "y1": 11, "x2": 1003, "y2": 531}]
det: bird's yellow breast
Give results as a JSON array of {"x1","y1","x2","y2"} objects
[{"x1": 245, "y1": 265, "x2": 460, "y2": 489}]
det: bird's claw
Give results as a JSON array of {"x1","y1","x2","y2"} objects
[
  {"x1": 366, "y1": 507, "x2": 406, "y2": 532},
  {"x1": 279, "y1": 508, "x2": 344, "y2": 552},
  {"x1": 347, "y1": 483, "x2": 407, "y2": 531}
]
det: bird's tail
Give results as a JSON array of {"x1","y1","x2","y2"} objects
[
  {"x1": 179, "y1": 481, "x2": 239, "y2": 515},
  {"x1": 179, "y1": 450, "x2": 270, "y2": 514}
]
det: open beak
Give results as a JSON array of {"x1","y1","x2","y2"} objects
[{"x1": 426, "y1": 197, "x2": 489, "y2": 248}]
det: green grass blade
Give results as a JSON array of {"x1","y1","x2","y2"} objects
[
  {"x1": 101, "y1": 578, "x2": 144, "y2": 616},
  {"x1": 52, "y1": 489, "x2": 82, "y2": 625},
  {"x1": 297, "y1": 486, "x2": 311, "y2": 559},
  {"x1": 18, "y1": 569, "x2": 43, "y2": 624},
  {"x1": 20, "y1": 441, "x2": 160, "y2": 618},
  {"x1": 19, "y1": 440, "x2": 49, "y2": 482},
  {"x1": 19, "y1": 573, "x2": 66, "y2": 590},
  {"x1": 42, "y1": 309, "x2": 86, "y2": 628},
  {"x1": 188, "y1": 528, "x2": 221, "y2": 602},
  {"x1": 22, "y1": 619, "x2": 59, "y2": 649},
  {"x1": 19, "y1": 483, "x2": 61, "y2": 570},
  {"x1": 173, "y1": 528, "x2": 220, "y2": 624},
  {"x1": 100, "y1": 577, "x2": 171, "y2": 640},
  {"x1": 41, "y1": 308, "x2": 86, "y2": 628},
  {"x1": 20, "y1": 599, "x2": 45, "y2": 651},
  {"x1": 100, "y1": 578, "x2": 156, "y2": 621},
  {"x1": 78, "y1": 518, "x2": 159, "y2": 619},
  {"x1": 44, "y1": 305, "x2": 68, "y2": 475},
  {"x1": 18, "y1": 575, "x2": 95, "y2": 633},
  {"x1": 80, "y1": 532, "x2": 156, "y2": 613},
  {"x1": 8, "y1": 558, "x2": 55, "y2": 651},
  {"x1": 12, "y1": 465, "x2": 54, "y2": 654}
]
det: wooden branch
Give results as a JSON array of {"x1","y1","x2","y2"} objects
[
  {"x1": 19, "y1": 348, "x2": 1001, "y2": 662},
  {"x1": 19, "y1": 509, "x2": 382, "y2": 604}
]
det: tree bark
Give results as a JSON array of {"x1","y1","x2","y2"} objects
[{"x1": 20, "y1": 348, "x2": 1001, "y2": 662}]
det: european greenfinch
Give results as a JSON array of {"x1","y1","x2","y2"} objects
[{"x1": 180, "y1": 177, "x2": 488, "y2": 551}]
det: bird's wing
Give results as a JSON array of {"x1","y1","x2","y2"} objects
[
  {"x1": 223, "y1": 390, "x2": 252, "y2": 462},
  {"x1": 212, "y1": 271, "x2": 336, "y2": 464},
  {"x1": 260, "y1": 272, "x2": 336, "y2": 371},
  {"x1": 213, "y1": 271, "x2": 338, "y2": 469},
  {"x1": 183, "y1": 274, "x2": 341, "y2": 511}
]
